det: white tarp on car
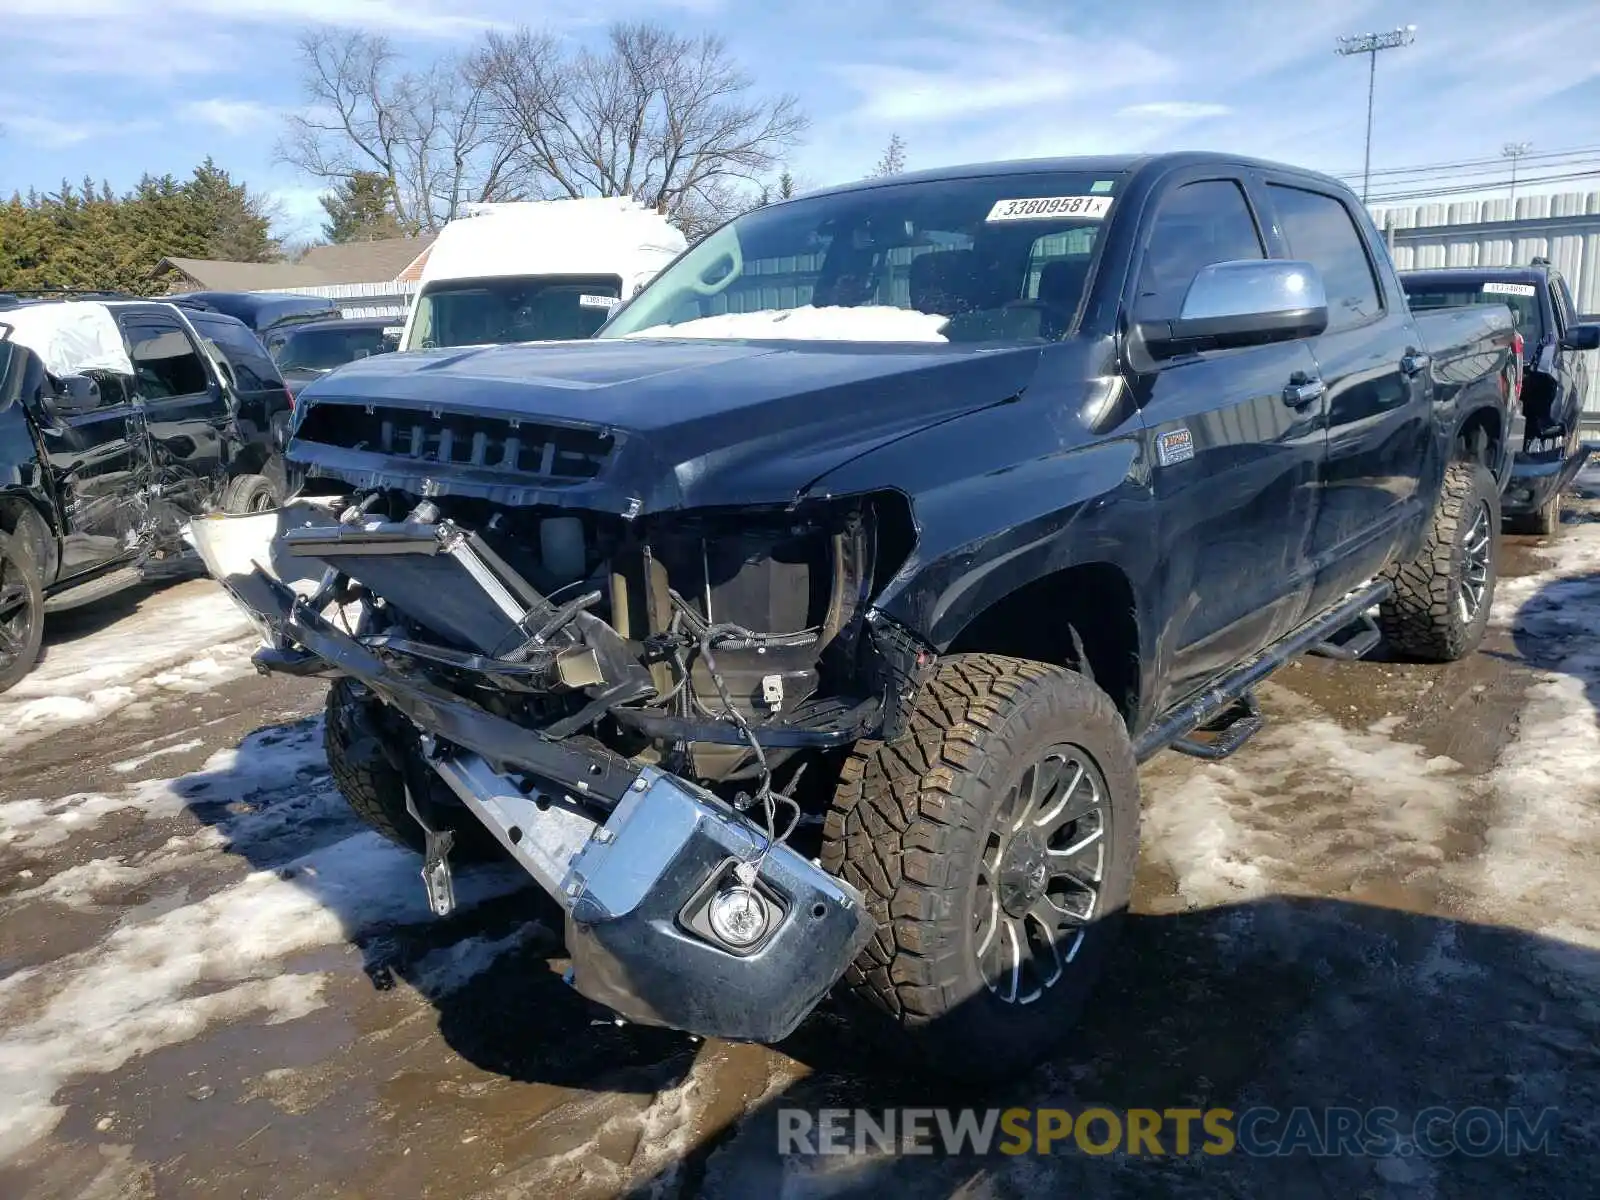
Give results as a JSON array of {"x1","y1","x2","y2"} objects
[
  {"x1": 0, "y1": 301, "x2": 134, "y2": 377},
  {"x1": 623, "y1": 305, "x2": 952, "y2": 343}
]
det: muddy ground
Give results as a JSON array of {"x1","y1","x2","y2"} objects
[{"x1": 4, "y1": 481, "x2": 1600, "y2": 1199}]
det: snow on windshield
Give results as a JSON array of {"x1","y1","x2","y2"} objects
[{"x1": 622, "y1": 305, "x2": 950, "y2": 343}]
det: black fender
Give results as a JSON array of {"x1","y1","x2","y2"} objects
[{"x1": 804, "y1": 393, "x2": 1160, "y2": 723}]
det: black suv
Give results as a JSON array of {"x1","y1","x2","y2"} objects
[{"x1": 182, "y1": 307, "x2": 295, "y2": 505}]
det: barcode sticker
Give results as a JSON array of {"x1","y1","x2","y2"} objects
[
  {"x1": 1482, "y1": 282, "x2": 1536, "y2": 297},
  {"x1": 986, "y1": 195, "x2": 1112, "y2": 222},
  {"x1": 579, "y1": 294, "x2": 620, "y2": 309}
]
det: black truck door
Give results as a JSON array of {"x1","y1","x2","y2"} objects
[
  {"x1": 1129, "y1": 174, "x2": 1327, "y2": 709},
  {"x1": 1258, "y1": 179, "x2": 1427, "y2": 610},
  {"x1": 119, "y1": 310, "x2": 231, "y2": 529},
  {"x1": 29, "y1": 369, "x2": 143, "y2": 579}
]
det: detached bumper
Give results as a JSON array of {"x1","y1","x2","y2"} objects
[{"x1": 187, "y1": 505, "x2": 874, "y2": 1043}]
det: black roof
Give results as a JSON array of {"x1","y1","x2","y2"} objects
[
  {"x1": 796, "y1": 151, "x2": 1351, "y2": 202},
  {"x1": 1400, "y1": 264, "x2": 1550, "y2": 284},
  {"x1": 170, "y1": 291, "x2": 341, "y2": 330},
  {"x1": 278, "y1": 315, "x2": 399, "y2": 335}
]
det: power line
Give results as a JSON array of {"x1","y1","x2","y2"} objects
[
  {"x1": 1366, "y1": 166, "x2": 1600, "y2": 204},
  {"x1": 1333, "y1": 144, "x2": 1600, "y2": 183}
]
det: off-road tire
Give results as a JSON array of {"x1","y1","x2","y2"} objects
[
  {"x1": 0, "y1": 532, "x2": 45, "y2": 695},
  {"x1": 222, "y1": 472, "x2": 280, "y2": 514},
  {"x1": 1379, "y1": 460, "x2": 1500, "y2": 662},
  {"x1": 1505, "y1": 487, "x2": 1561, "y2": 537},
  {"x1": 821, "y1": 653, "x2": 1140, "y2": 1081},
  {"x1": 323, "y1": 678, "x2": 501, "y2": 861}
]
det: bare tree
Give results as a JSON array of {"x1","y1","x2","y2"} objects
[
  {"x1": 471, "y1": 22, "x2": 807, "y2": 235},
  {"x1": 277, "y1": 30, "x2": 517, "y2": 234},
  {"x1": 870, "y1": 134, "x2": 907, "y2": 178}
]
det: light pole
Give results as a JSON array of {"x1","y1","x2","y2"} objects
[
  {"x1": 1336, "y1": 25, "x2": 1417, "y2": 204},
  {"x1": 1502, "y1": 142, "x2": 1532, "y2": 210}
]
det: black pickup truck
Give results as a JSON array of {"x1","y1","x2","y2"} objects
[
  {"x1": 191, "y1": 152, "x2": 1517, "y2": 1079},
  {"x1": 1402, "y1": 260, "x2": 1598, "y2": 534},
  {"x1": 0, "y1": 298, "x2": 280, "y2": 691}
]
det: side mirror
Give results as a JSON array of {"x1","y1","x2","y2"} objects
[
  {"x1": 1137, "y1": 260, "x2": 1329, "y2": 357},
  {"x1": 1560, "y1": 323, "x2": 1600, "y2": 352},
  {"x1": 50, "y1": 374, "x2": 102, "y2": 416}
]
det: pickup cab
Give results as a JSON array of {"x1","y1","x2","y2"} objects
[
  {"x1": 191, "y1": 152, "x2": 1517, "y2": 1080},
  {"x1": 1402, "y1": 261, "x2": 1597, "y2": 533},
  {"x1": 0, "y1": 298, "x2": 270, "y2": 691}
]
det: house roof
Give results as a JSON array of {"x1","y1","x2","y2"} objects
[{"x1": 160, "y1": 234, "x2": 438, "y2": 292}]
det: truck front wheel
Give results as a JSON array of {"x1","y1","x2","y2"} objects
[
  {"x1": 821, "y1": 653, "x2": 1140, "y2": 1081},
  {"x1": 1379, "y1": 459, "x2": 1500, "y2": 662},
  {"x1": 324, "y1": 679, "x2": 502, "y2": 861}
]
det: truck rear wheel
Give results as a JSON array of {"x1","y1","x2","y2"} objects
[
  {"x1": 1505, "y1": 488, "x2": 1561, "y2": 537},
  {"x1": 821, "y1": 653, "x2": 1139, "y2": 1081},
  {"x1": 0, "y1": 532, "x2": 45, "y2": 695},
  {"x1": 1379, "y1": 460, "x2": 1500, "y2": 662},
  {"x1": 324, "y1": 679, "x2": 501, "y2": 861}
]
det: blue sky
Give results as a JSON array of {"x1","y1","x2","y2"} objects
[{"x1": 3, "y1": 0, "x2": 1598, "y2": 243}]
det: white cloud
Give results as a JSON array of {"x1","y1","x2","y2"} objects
[
  {"x1": 0, "y1": 112, "x2": 157, "y2": 150},
  {"x1": 183, "y1": 98, "x2": 281, "y2": 136},
  {"x1": 1119, "y1": 101, "x2": 1232, "y2": 120}
]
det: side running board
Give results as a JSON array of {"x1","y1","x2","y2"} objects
[{"x1": 1134, "y1": 580, "x2": 1392, "y2": 764}]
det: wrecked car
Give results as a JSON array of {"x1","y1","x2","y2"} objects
[
  {"x1": 1402, "y1": 260, "x2": 1598, "y2": 534},
  {"x1": 190, "y1": 152, "x2": 1518, "y2": 1079},
  {"x1": 0, "y1": 296, "x2": 280, "y2": 693}
]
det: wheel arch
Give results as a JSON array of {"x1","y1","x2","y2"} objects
[
  {"x1": 0, "y1": 491, "x2": 59, "y2": 585},
  {"x1": 944, "y1": 561, "x2": 1142, "y2": 728}
]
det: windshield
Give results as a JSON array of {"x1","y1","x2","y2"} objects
[
  {"x1": 408, "y1": 275, "x2": 623, "y2": 349},
  {"x1": 1402, "y1": 279, "x2": 1546, "y2": 346},
  {"x1": 598, "y1": 171, "x2": 1122, "y2": 344},
  {"x1": 276, "y1": 325, "x2": 400, "y2": 372}
]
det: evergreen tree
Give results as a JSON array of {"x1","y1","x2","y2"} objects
[
  {"x1": 870, "y1": 134, "x2": 907, "y2": 178},
  {"x1": 0, "y1": 161, "x2": 280, "y2": 294},
  {"x1": 319, "y1": 172, "x2": 408, "y2": 242}
]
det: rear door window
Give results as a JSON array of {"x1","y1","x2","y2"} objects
[
  {"x1": 193, "y1": 317, "x2": 283, "y2": 389},
  {"x1": 124, "y1": 317, "x2": 210, "y2": 399},
  {"x1": 1134, "y1": 179, "x2": 1265, "y2": 321},
  {"x1": 1265, "y1": 185, "x2": 1382, "y2": 332}
]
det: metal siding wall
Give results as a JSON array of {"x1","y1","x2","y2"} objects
[{"x1": 1371, "y1": 191, "x2": 1600, "y2": 416}]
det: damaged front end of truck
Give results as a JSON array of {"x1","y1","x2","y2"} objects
[{"x1": 186, "y1": 388, "x2": 952, "y2": 1044}]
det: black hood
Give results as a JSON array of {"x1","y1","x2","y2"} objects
[{"x1": 289, "y1": 336, "x2": 1045, "y2": 513}]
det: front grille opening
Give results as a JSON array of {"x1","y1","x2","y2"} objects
[{"x1": 295, "y1": 402, "x2": 613, "y2": 481}]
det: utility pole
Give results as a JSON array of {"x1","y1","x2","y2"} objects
[
  {"x1": 1336, "y1": 25, "x2": 1417, "y2": 203},
  {"x1": 1502, "y1": 142, "x2": 1532, "y2": 211}
]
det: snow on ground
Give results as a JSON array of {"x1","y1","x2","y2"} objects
[
  {"x1": 1142, "y1": 703, "x2": 1470, "y2": 907},
  {"x1": 0, "y1": 580, "x2": 258, "y2": 751},
  {"x1": 0, "y1": 717, "x2": 534, "y2": 1163}
]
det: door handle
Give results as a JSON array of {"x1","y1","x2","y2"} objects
[
  {"x1": 1283, "y1": 377, "x2": 1326, "y2": 406},
  {"x1": 1400, "y1": 351, "x2": 1431, "y2": 376}
]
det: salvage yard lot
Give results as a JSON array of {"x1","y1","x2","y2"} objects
[{"x1": 3, "y1": 479, "x2": 1600, "y2": 1199}]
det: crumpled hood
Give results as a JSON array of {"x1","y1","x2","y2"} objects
[{"x1": 289, "y1": 336, "x2": 1045, "y2": 512}]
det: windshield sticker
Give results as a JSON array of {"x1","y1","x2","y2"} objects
[
  {"x1": 1091, "y1": 179, "x2": 1116, "y2": 194},
  {"x1": 579, "y1": 294, "x2": 620, "y2": 309},
  {"x1": 382, "y1": 326, "x2": 403, "y2": 337},
  {"x1": 986, "y1": 196, "x2": 1112, "y2": 222},
  {"x1": 1482, "y1": 282, "x2": 1536, "y2": 297}
]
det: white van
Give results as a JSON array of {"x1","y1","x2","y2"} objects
[{"x1": 399, "y1": 197, "x2": 688, "y2": 352}]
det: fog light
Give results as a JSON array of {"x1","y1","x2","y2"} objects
[{"x1": 707, "y1": 885, "x2": 770, "y2": 948}]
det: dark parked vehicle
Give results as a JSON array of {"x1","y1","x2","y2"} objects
[
  {"x1": 1402, "y1": 260, "x2": 1598, "y2": 533},
  {"x1": 192, "y1": 152, "x2": 1517, "y2": 1079},
  {"x1": 271, "y1": 316, "x2": 402, "y2": 399},
  {"x1": 171, "y1": 291, "x2": 340, "y2": 341},
  {"x1": 0, "y1": 298, "x2": 273, "y2": 691},
  {"x1": 182, "y1": 307, "x2": 295, "y2": 507}
]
